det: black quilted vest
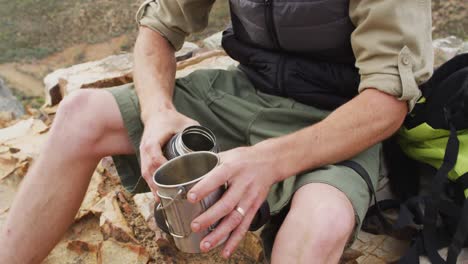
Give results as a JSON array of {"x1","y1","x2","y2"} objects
[{"x1": 222, "y1": 0, "x2": 360, "y2": 110}]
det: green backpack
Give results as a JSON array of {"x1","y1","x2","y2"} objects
[{"x1": 364, "y1": 53, "x2": 468, "y2": 264}]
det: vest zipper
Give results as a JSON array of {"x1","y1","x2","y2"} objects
[
  {"x1": 264, "y1": 0, "x2": 286, "y2": 96},
  {"x1": 264, "y1": 0, "x2": 281, "y2": 49}
]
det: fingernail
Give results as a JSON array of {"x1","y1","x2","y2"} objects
[
  {"x1": 223, "y1": 249, "x2": 231, "y2": 258},
  {"x1": 188, "y1": 192, "x2": 197, "y2": 202},
  {"x1": 191, "y1": 222, "x2": 200, "y2": 232},
  {"x1": 203, "y1": 241, "x2": 211, "y2": 250}
]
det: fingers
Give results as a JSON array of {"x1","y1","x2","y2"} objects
[
  {"x1": 196, "y1": 191, "x2": 258, "y2": 254},
  {"x1": 138, "y1": 111, "x2": 199, "y2": 198},
  {"x1": 188, "y1": 163, "x2": 231, "y2": 203},
  {"x1": 191, "y1": 182, "x2": 245, "y2": 232},
  {"x1": 198, "y1": 208, "x2": 245, "y2": 253},
  {"x1": 221, "y1": 205, "x2": 258, "y2": 258},
  {"x1": 140, "y1": 140, "x2": 167, "y2": 197}
]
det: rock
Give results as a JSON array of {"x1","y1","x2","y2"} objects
[
  {"x1": 132, "y1": 192, "x2": 157, "y2": 231},
  {"x1": 0, "y1": 78, "x2": 24, "y2": 118},
  {"x1": 0, "y1": 149, "x2": 18, "y2": 181},
  {"x1": 99, "y1": 239, "x2": 150, "y2": 264},
  {"x1": 0, "y1": 118, "x2": 49, "y2": 158},
  {"x1": 43, "y1": 216, "x2": 102, "y2": 264},
  {"x1": 0, "y1": 118, "x2": 45, "y2": 143},
  {"x1": 0, "y1": 112, "x2": 16, "y2": 129},
  {"x1": 43, "y1": 49, "x2": 237, "y2": 106},
  {"x1": 350, "y1": 231, "x2": 409, "y2": 263},
  {"x1": 43, "y1": 54, "x2": 134, "y2": 106},
  {"x1": 341, "y1": 248, "x2": 363, "y2": 262},
  {"x1": 237, "y1": 232, "x2": 265, "y2": 263},
  {"x1": 44, "y1": 241, "x2": 99, "y2": 264},
  {"x1": 202, "y1": 31, "x2": 223, "y2": 49},
  {"x1": 176, "y1": 51, "x2": 238, "y2": 78},
  {"x1": 132, "y1": 192, "x2": 174, "y2": 253},
  {"x1": 459, "y1": 41, "x2": 468, "y2": 55},
  {"x1": 91, "y1": 192, "x2": 137, "y2": 243},
  {"x1": 66, "y1": 241, "x2": 100, "y2": 264},
  {"x1": 76, "y1": 171, "x2": 104, "y2": 220},
  {"x1": 433, "y1": 36, "x2": 464, "y2": 67}
]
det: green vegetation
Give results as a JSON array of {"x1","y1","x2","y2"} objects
[
  {"x1": 11, "y1": 88, "x2": 44, "y2": 109},
  {"x1": 432, "y1": 0, "x2": 468, "y2": 40},
  {"x1": 0, "y1": 0, "x2": 140, "y2": 63},
  {"x1": 0, "y1": 0, "x2": 230, "y2": 63}
]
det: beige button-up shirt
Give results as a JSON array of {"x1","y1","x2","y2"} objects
[{"x1": 136, "y1": 0, "x2": 433, "y2": 111}]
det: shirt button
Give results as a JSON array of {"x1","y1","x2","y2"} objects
[{"x1": 402, "y1": 56, "x2": 410, "y2": 65}]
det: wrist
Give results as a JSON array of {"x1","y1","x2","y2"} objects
[
  {"x1": 252, "y1": 139, "x2": 292, "y2": 184},
  {"x1": 141, "y1": 100, "x2": 176, "y2": 124}
]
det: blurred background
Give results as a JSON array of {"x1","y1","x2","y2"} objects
[{"x1": 0, "y1": 0, "x2": 466, "y2": 109}]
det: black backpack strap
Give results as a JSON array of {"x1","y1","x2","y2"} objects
[
  {"x1": 422, "y1": 122, "x2": 459, "y2": 264},
  {"x1": 420, "y1": 53, "x2": 468, "y2": 99},
  {"x1": 399, "y1": 236, "x2": 424, "y2": 264},
  {"x1": 393, "y1": 196, "x2": 425, "y2": 228},
  {"x1": 447, "y1": 200, "x2": 468, "y2": 263},
  {"x1": 338, "y1": 160, "x2": 376, "y2": 203},
  {"x1": 444, "y1": 173, "x2": 468, "y2": 263},
  {"x1": 457, "y1": 173, "x2": 468, "y2": 191},
  {"x1": 406, "y1": 53, "x2": 468, "y2": 130},
  {"x1": 338, "y1": 160, "x2": 393, "y2": 231}
]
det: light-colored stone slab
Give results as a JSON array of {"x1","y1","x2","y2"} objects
[
  {"x1": 351, "y1": 231, "x2": 409, "y2": 263},
  {"x1": 91, "y1": 192, "x2": 137, "y2": 243},
  {"x1": 43, "y1": 46, "x2": 235, "y2": 106},
  {"x1": 176, "y1": 53, "x2": 238, "y2": 78},
  {"x1": 433, "y1": 36, "x2": 465, "y2": 67},
  {"x1": 202, "y1": 31, "x2": 223, "y2": 50},
  {"x1": 44, "y1": 54, "x2": 134, "y2": 105},
  {"x1": 100, "y1": 239, "x2": 150, "y2": 264},
  {"x1": 132, "y1": 192, "x2": 156, "y2": 231}
]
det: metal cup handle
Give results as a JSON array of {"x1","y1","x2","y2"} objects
[
  {"x1": 156, "y1": 188, "x2": 184, "y2": 211},
  {"x1": 156, "y1": 187, "x2": 191, "y2": 238}
]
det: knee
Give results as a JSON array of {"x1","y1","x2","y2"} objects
[
  {"x1": 53, "y1": 89, "x2": 105, "y2": 147},
  {"x1": 289, "y1": 183, "x2": 355, "y2": 248}
]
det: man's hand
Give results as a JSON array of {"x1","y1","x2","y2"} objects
[
  {"x1": 186, "y1": 145, "x2": 280, "y2": 258},
  {"x1": 139, "y1": 110, "x2": 199, "y2": 197},
  {"x1": 133, "y1": 26, "x2": 191, "y2": 197}
]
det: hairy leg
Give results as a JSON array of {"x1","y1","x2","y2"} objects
[
  {"x1": 271, "y1": 183, "x2": 356, "y2": 264},
  {"x1": 0, "y1": 90, "x2": 135, "y2": 264}
]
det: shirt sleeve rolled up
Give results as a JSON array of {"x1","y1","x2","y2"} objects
[
  {"x1": 349, "y1": 0, "x2": 434, "y2": 112},
  {"x1": 135, "y1": 0, "x2": 215, "y2": 51}
]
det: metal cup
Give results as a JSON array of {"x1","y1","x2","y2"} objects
[{"x1": 153, "y1": 151, "x2": 225, "y2": 253}]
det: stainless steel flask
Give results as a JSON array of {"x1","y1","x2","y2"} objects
[{"x1": 163, "y1": 126, "x2": 219, "y2": 160}]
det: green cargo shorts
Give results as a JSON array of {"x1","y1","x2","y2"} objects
[{"x1": 107, "y1": 68, "x2": 381, "y2": 254}]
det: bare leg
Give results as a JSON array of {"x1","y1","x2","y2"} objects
[
  {"x1": 0, "y1": 90, "x2": 135, "y2": 264},
  {"x1": 271, "y1": 183, "x2": 356, "y2": 264}
]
